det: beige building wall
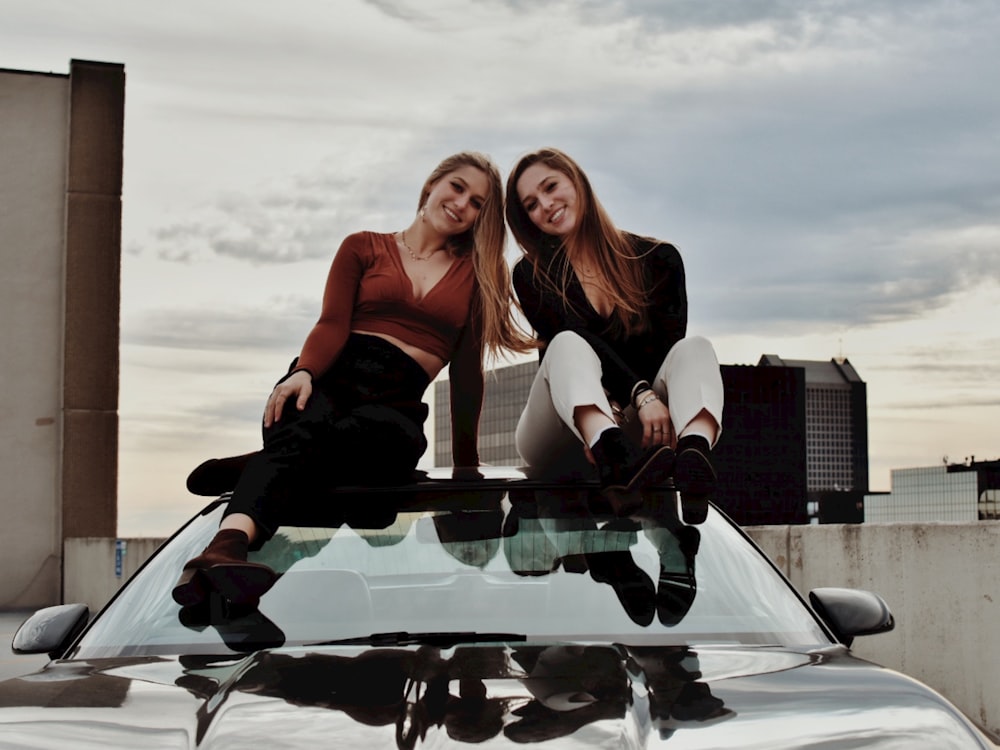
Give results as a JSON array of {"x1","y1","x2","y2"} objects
[{"x1": 0, "y1": 60, "x2": 124, "y2": 609}]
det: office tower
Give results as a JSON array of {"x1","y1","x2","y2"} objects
[
  {"x1": 758, "y1": 355, "x2": 869, "y2": 494},
  {"x1": 433, "y1": 360, "x2": 537, "y2": 467}
]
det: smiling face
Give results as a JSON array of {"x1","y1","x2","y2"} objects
[
  {"x1": 423, "y1": 165, "x2": 490, "y2": 237},
  {"x1": 515, "y1": 162, "x2": 580, "y2": 238}
]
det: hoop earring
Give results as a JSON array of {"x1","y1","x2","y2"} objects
[{"x1": 419, "y1": 206, "x2": 426, "y2": 221}]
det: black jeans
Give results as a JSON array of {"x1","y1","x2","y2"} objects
[{"x1": 225, "y1": 334, "x2": 431, "y2": 542}]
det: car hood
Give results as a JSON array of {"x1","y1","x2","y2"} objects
[{"x1": 0, "y1": 643, "x2": 991, "y2": 749}]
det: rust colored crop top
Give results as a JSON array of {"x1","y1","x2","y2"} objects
[{"x1": 295, "y1": 231, "x2": 478, "y2": 378}]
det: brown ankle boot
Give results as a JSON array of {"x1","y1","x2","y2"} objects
[{"x1": 172, "y1": 529, "x2": 277, "y2": 607}]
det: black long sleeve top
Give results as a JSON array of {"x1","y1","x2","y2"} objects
[{"x1": 512, "y1": 234, "x2": 688, "y2": 409}]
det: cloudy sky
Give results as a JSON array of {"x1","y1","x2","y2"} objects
[{"x1": 4, "y1": 0, "x2": 999, "y2": 536}]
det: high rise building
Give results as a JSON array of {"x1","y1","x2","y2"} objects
[
  {"x1": 433, "y1": 360, "x2": 535, "y2": 467},
  {"x1": 757, "y1": 355, "x2": 869, "y2": 494}
]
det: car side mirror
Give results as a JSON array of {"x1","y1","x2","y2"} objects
[
  {"x1": 11, "y1": 603, "x2": 90, "y2": 659},
  {"x1": 808, "y1": 587, "x2": 894, "y2": 648}
]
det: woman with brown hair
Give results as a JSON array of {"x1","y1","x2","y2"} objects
[
  {"x1": 173, "y1": 151, "x2": 533, "y2": 607},
  {"x1": 506, "y1": 147, "x2": 723, "y2": 520}
]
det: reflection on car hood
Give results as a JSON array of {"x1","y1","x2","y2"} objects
[{"x1": 0, "y1": 643, "x2": 991, "y2": 749}]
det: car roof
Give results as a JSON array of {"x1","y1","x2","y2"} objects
[{"x1": 205, "y1": 466, "x2": 684, "y2": 527}]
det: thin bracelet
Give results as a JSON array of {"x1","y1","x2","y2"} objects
[
  {"x1": 630, "y1": 380, "x2": 652, "y2": 409},
  {"x1": 636, "y1": 391, "x2": 660, "y2": 411}
]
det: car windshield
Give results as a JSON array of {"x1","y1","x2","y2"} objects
[{"x1": 71, "y1": 485, "x2": 829, "y2": 658}]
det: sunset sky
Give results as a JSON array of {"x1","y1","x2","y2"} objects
[{"x1": 4, "y1": 0, "x2": 998, "y2": 536}]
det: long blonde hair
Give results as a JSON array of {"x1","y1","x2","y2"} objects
[
  {"x1": 505, "y1": 148, "x2": 650, "y2": 337},
  {"x1": 422, "y1": 152, "x2": 534, "y2": 357}
]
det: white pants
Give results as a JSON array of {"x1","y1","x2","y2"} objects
[{"x1": 515, "y1": 332, "x2": 724, "y2": 479}]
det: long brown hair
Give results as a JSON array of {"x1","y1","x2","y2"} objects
[
  {"x1": 505, "y1": 148, "x2": 650, "y2": 337},
  {"x1": 422, "y1": 152, "x2": 534, "y2": 358}
]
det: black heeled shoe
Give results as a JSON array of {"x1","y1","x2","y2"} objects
[
  {"x1": 186, "y1": 451, "x2": 259, "y2": 496},
  {"x1": 591, "y1": 428, "x2": 674, "y2": 493},
  {"x1": 673, "y1": 436, "x2": 716, "y2": 525}
]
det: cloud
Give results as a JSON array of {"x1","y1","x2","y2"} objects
[
  {"x1": 882, "y1": 397, "x2": 999, "y2": 410},
  {"x1": 361, "y1": 0, "x2": 430, "y2": 23},
  {"x1": 122, "y1": 296, "x2": 315, "y2": 353},
  {"x1": 60, "y1": 0, "x2": 1000, "y2": 347},
  {"x1": 121, "y1": 398, "x2": 262, "y2": 451},
  {"x1": 875, "y1": 336, "x2": 1000, "y2": 374},
  {"x1": 141, "y1": 157, "x2": 418, "y2": 265}
]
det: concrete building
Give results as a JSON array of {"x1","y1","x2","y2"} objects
[
  {"x1": 433, "y1": 359, "x2": 535, "y2": 467},
  {"x1": 865, "y1": 459, "x2": 1000, "y2": 523},
  {"x1": 0, "y1": 60, "x2": 125, "y2": 609},
  {"x1": 758, "y1": 354, "x2": 869, "y2": 494}
]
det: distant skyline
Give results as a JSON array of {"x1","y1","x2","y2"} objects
[{"x1": 3, "y1": 0, "x2": 998, "y2": 536}]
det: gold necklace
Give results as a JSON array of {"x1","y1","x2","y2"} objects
[{"x1": 400, "y1": 230, "x2": 439, "y2": 262}]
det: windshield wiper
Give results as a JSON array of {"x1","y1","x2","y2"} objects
[{"x1": 307, "y1": 630, "x2": 527, "y2": 648}]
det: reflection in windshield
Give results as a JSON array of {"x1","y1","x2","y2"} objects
[
  {"x1": 432, "y1": 508, "x2": 505, "y2": 569},
  {"x1": 177, "y1": 599, "x2": 286, "y2": 653},
  {"x1": 184, "y1": 488, "x2": 701, "y2": 632},
  {"x1": 74, "y1": 484, "x2": 829, "y2": 659},
  {"x1": 503, "y1": 488, "x2": 700, "y2": 626},
  {"x1": 175, "y1": 644, "x2": 731, "y2": 747}
]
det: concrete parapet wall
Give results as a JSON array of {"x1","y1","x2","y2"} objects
[
  {"x1": 63, "y1": 538, "x2": 166, "y2": 613},
  {"x1": 64, "y1": 524, "x2": 999, "y2": 738},
  {"x1": 746, "y1": 522, "x2": 1000, "y2": 739}
]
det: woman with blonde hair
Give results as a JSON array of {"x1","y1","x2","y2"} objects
[
  {"x1": 507, "y1": 147, "x2": 723, "y2": 521},
  {"x1": 174, "y1": 151, "x2": 533, "y2": 607}
]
